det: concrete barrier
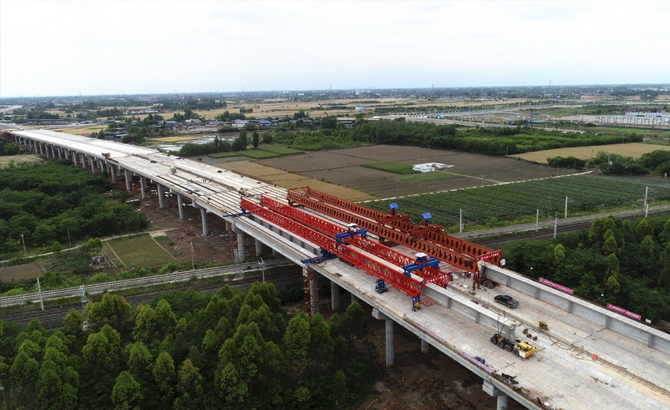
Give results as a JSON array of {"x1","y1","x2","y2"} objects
[{"x1": 480, "y1": 262, "x2": 670, "y2": 354}]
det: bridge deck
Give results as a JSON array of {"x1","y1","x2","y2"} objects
[{"x1": 319, "y1": 256, "x2": 670, "y2": 410}]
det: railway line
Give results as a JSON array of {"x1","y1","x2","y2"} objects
[{"x1": 1, "y1": 268, "x2": 303, "y2": 329}]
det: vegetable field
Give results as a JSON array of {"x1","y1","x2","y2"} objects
[
  {"x1": 361, "y1": 162, "x2": 418, "y2": 174},
  {"x1": 365, "y1": 174, "x2": 670, "y2": 228}
]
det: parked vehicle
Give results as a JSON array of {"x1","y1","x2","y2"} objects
[{"x1": 494, "y1": 294, "x2": 519, "y2": 308}]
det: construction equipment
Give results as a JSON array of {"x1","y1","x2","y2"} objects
[
  {"x1": 241, "y1": 195, "x2": 451, "y2": 311},
  {"x1": 375, "y1": 279, "x2": 388, "y2": 293},
  {"x1": 490, "y1": 333, "x2": 538, "y2": 359},
  {"x1": 539, "y1": 321, "x2": 549, "y2": 331}
]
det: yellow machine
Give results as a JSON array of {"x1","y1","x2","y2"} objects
[
  {"x1": 491, "y1": 333, "x2": 538, "y2": 359},
  {"x1": 515, "y1": 341, "x2": 538, "y2": 359}
]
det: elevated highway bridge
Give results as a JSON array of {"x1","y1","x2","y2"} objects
[{"x1": 3, "y1": 128, "x2": 670, "y2": 410}]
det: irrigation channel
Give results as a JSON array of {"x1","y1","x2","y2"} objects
[{"x1": 0, "y1": 259, "x2": 301, "y2": 329}]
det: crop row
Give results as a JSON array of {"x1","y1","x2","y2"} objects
[{"x1": 366, "y1": 175, "x2": 670, "y2": 228}]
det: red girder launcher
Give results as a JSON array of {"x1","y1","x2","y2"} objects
[
  {"x1": 240, "y1": 196, "x2": 452, "y2": 310},
  {"x1": 286, "y1": 186, "x2": 502, "y2": 290}
]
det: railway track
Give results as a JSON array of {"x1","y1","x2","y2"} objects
[
  {"x1": 0, "y1": 258, "x2": 293, "y2": 307},
  {"x1": 1, "y1": 269, "x2": 303, "y2": 329}
]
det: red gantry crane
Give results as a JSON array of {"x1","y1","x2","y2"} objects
[
  {"x1": 285, "y1": 187, "x2": 502, "y2": 289},
  {"x1": 241, "y1": 195, "x2": 452, "y2": 310}
]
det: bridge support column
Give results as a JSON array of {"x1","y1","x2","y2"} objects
[
  {"x1": 110, "y1": 164, "x2": 117, "y2": 183},
  {"x1": 386, "y1": 320, "x2": 394, "y2": 366},
  {"x1": 125, "y1": 169, "x2": 132, "y2": 191},
  {"x1": 157, "y1": 185, "x2": 165, "y2": 208},
  {"x1": 351, "y1": 293, "x2": 359, "y2": 303},
  {"x1": 98, "y1": 159, "x2": 105, "y2": 174},
  {"x1": 201, "y1": 207, "x2": 208, "y2": 236},
  {"x1": 331, "y1": 281, "x2": 340, "y2": 310},
  {"x1": 89, "y1": 156, "x2": 96, "y2": 173},
  {"x1": 71, "y1": 151, "x2": 78, "y2": 165},
  {"x1": 79, "y1": 153, "x2": 86, "y2": 169},
  {"x1": 421, "y1": 338, "x2": 429, "y2": 354},
  {"x1": 236, "y1": 228, "x2": 245, "y2": 260},
  {"x1": 58, "y1": 147, "x2": 63, "y2": 159},
  {"x1": 372, "y1": 308, "x2": 394, "y2": 367},
  {"x1": 303, "y1": 266, "x2": 318, "y2": 316},
  {"x1": 177, "y1": 193, "x2": 184, "y2": 220},
  {"x1": 272, "y1": 248, "x2": 278, "y2": 256},
  {"x1": 255, "y1": 239, "x2": 262, "y2": 257},
  {"x1": 483, "y1": 380, "x2": 508, "y2": 410},
  {"x1": 140, "y1": 176, "x2": 147, "y2": 198}
]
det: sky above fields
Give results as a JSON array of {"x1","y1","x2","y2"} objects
[{"x1": 1, "y1": 1, "x2": 669, "y2": 97}]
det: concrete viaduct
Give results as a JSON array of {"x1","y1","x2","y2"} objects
[{"x1": 4, "y1": 128, "x2": 670, "y2": 410}]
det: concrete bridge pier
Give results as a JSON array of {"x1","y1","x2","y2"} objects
[
  {"x1": 124, "y1": 169, "x2": 132, "y2": 191},
  {"x1": 421, "y1": 338, "x2": 429, "y2": 354},
  {"x1": 177, "y1": 193, "x2": 184, "y2": 220},
  {"x1": 139, "y1": 176, "x2": 147, "y2": 198},
  {"x1": 79, "y1": 153, "x2": 86, "y2": 169},
  {"x1": 331, "y1": 281, "x2": 340, "y2": 310},
  {"x1": 372, "y1": 308, "x2": 394, "y2": 367},
  {"x1": 57, "y1": 147, "x2": 63, "y2": 159},
  {"x1": 200, "y1": 207, "x2": 208, "y2": 236},
  {"x1": 255, "y1": 239, "x2": 262, "y2": 257},
  {"x1": 109, "y1": 164, "x2": 117, "y2": 184},
  {"x1": 157, "y1": 185, "x2": 165, "y2": 208},
  {"x1": 351, "y1": 293, "x2": 359, "y2": 303},
  {"x1": 235, "y1": 227, "x2": 245, "y2": 260},
  {"x1": 483, "y1": 380, "x2": 509, "y2": 410},
  {"x1": 71, "y1": 151, "x2": 78, "y2": 165},
  {"x1": 89, "y1": 156, "x2": 96, "y2": 173}
]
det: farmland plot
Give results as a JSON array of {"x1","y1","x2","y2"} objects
[{"x1": 365, "y1": 174, "x2": 670, "y2": 229}]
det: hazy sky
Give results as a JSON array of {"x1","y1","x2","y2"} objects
[{"x1": 1, "y1": 1, "x2": 669, "y2": 97}]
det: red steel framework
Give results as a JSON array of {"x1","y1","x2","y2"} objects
[
  {"x1": 257, "y1": 195, "x2": 450, "y2": 286},
  {"x1": 288, "y1": 186, "x2": 501, "y2": 264},
  {"x1": 240, "y1": 197, "x2": 450, "y2": 300},
  {"x1": 285, "y1": 189, "x2": 479, "y2": 273}
]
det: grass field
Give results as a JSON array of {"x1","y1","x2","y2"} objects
[
  {"x1": 258, "y1": 145, "x2": 304, "y2": 155},
  {"x1": 0, "y1": 155, "x2": 43, "y2": 168},
  {"x1": 361, "y1": 162, "x2": 419, "y2": 174},
  {"x1": 512, "y1": 143, "x2": 670, "y2": 164},
  {"x1": 238, "y1": 150, "x2": 282, "y2": 159},
  {"x1": 52, "y1": 126, "x2": 104, "y2": 135},
  {"x1": 105, "y1": 235, "x2": 174, "y2": 267},
  {"x1": 209, "y1": 152, "x2": 247, "y2": 159}
]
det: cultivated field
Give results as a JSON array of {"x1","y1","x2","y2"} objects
[
  {"x1": 104, "y1": 235, "x2": 175, "y2": 268},
  {"x1": 148, "y1": 136, "x2": 203, "y2": 143},
  {"x1": 0, "y1": 263, "x2": 44, "y2": 282},
  {"x1": 255, "y1": 145, "x2": 575, "y2": 198},
  {"x1": 52, "y1": 126, "x2": 104, "y2": 135},
  {"x1": 0, "y1": 155, "x2": 43, "y2": 168},
  {"x1": 215, "y1": 161, "x2": 375, "y2": 202},
  {"x1": 512, "y1": 143, "x2": 670, "y2": 164}
]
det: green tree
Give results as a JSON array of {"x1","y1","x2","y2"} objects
[
  {"x1": 252, "y1": 131, "x2": 259, "y2": 149},
  {"x1": 133, "y1": 304, "x2": 159, "y2": 344},
  {"x1": 173, "y1": 359, "x2": 203, "y2": 409},
  {"x1": 82, "y1": 325, "x2": 122, "y2": 370},
  {"x1": 636, "y1": 219, "x2": 654, "y2": 240},
  {"x1": 659, "y1": 242, "x2": 670, "y2": 289},
  {"x1": 111, "y1": 371, "x2": 142, "y2": 410},
  {"x1": 83, "y1": 293, "x2": 132, "y2": 332},
  {"x1": 126, "y1": 342, "x2": 153, "y2": 380},
  {"x1": 84, "y1": 237, "x2": 103, "y2": 254},
  {"x1": 153, "y1": 351, "x2": 175, "y2": 403},
  {"x1": 554, "y1": 244, "x2": 566, "y2": 265},
  {"x1": 63, "y1": 309, "x2": 84, "y2": 338}
]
